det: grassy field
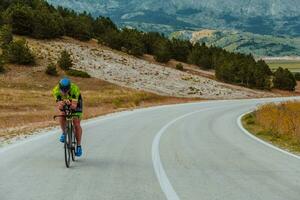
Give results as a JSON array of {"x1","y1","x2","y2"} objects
[
  {"x1": 242, "y1": 101, "x2": 300, "y2": 155},
  {"x1": 266, "y1": 60, "x2": 300, "y2": 73},
  {"x1": 0, "y1": 65, "x2": 198, "y2": 142}
]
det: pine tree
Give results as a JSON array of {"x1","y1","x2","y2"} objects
[
  {"x1": 4, "y1": 4, "x2": 34, "y2": 35},
  {"x1": 273, "y1": 67, "x2": 296, "y2": 91},
  {"x1": 4, "y1": 39, "x2": 35, "y2": 65},
  {"x1": 58, "y1": 50, "x2": 72, "y2": 70},
  {"x1": 153, "y1": 39, "x2": 171, "y2": 63}
]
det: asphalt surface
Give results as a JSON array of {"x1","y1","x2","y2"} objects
[{"x1": 1, "y1": 98, "x2": 300, "y2": 200}]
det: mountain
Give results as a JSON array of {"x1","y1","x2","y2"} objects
[
  {"x1": 47, "y1": 0, "x2": 300, "y2": 36},
  {"x1": 171, "y1": 29, "x2": 300, "y2": 57}
]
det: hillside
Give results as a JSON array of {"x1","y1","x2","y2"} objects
[
  {"x1": 47, "y1": 0, "x2": 300, "y2": 36},
  {"x1": 0, "y1": 48, "x2": 200, "y2": 142},
  {"x1": 26, "y1": 37, "x2": 273, "y2": 99},
  {"x1": 171, "y1": 29, "x2": 300, "y2": 57},
  {"x1": 0, "y1": 66, "x2": 185, "y2": 142},
  {"x1": 0, "y1": 36, "x2": 279, "y2": 142}
]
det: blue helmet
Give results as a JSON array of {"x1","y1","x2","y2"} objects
[{"x1": 59, "y1": 77, "x2": 71, "y2": 93}]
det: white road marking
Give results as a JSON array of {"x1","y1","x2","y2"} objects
[
  {"x1": 152, "y1": 107, "x2": 218, "y2": 200},
  {"x1": 237, "y1": 112, "x2": 300, "y2": 160}
]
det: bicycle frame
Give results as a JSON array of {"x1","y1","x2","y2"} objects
[{"x1": 54, "y1": 105, "x2": 79, "y2": 168}]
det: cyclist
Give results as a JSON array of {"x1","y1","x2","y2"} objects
[{"x1": 52, "y1": 77, "x2": 83, "y2": 157}]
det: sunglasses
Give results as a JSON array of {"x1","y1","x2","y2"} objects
[{"x1": 60, "y1": 88, "x2": 70, "y2": 93}]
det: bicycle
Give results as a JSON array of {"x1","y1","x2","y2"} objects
[{"x1": 54, "y1": 104, "x2": 78, "y2": 168}]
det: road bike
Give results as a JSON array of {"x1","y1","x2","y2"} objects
[{"x1": 54, "y1": 104, "x2": 78, "y2": 168}]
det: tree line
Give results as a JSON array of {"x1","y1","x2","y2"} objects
[
  {"x1": 0, "y1": 0, "x2": 116, "y2": 40},
  {"x1": 0, "y1": 0, "x2": 297, "y2": 91}
]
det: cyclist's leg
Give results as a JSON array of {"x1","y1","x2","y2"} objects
[
  {"x1": 73, "y1": 117, "x2": 82, "y2": 145},
  {"x1": 74, "y1": 95, "x2": 83, "y2": 145},
  {"x1": 58, "y1": 111, "x2": 66, "y2": 133}
]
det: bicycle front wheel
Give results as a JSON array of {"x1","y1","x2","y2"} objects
[{"x1": 64, "y1": 130, "x2": 72, "y2": 168}]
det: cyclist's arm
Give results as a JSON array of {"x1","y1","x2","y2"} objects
[
  {"x1": 69, "y1": 84, "x2": 80, "y2": 110},
  {"x1": 52, "y1": 85, "x2": 65, "y2": 110}
]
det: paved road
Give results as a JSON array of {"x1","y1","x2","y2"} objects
[{"x1": 1, "y1": 98, "x2": 300, "y2": 200}]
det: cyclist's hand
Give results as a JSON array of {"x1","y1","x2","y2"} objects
[
  {"x1": 64, "y1": 99, "x2": 71, "y2": 105},
  {"x1": 70, "y1": 100, "x2": 77, "y2": 110},
  {"x1": 57, "y1": 101, "x2": 65, "y2": 110}
]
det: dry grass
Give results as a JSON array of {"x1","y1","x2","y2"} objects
[
  {"x1": 242, "y1": 101, "x2": 300, "y2": 154},
  {"x1": 0, "y1": 65, "x2": 200, "y2": 141}
]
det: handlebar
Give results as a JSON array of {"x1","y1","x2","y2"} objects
[
  {"x1": 53, "y1": 114, "x2": 80, "y2": 120},
  {"x1": 54, "y1": 101, "x2": 77, "y2": 120}
]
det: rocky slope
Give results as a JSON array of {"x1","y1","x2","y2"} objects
[{"x1": 28, "y1": 37, "x2": 272, "y2": 99}]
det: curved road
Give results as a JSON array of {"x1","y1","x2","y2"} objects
[{"x1": 1, "y1": 98, "x2": 300, "y2": 200}]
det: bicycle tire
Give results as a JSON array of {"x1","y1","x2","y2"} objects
[{"x1": 64, "y1": 122, "x2": 72, "y2": 168}]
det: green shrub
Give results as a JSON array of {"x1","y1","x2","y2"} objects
[
  {"x1": 294, "y1": 72, "x2": 300, "y2": 81},
  {"x1": 153, "y1": 39, "x2": 171, "y2": 63},
  {"x1": 4, "y1": 4, "x2": 34, "y2": 35},
  {"x1": 98, "y1": 29, "x2": 122, "y2": 50},
  {"x1": 0, "y1": 57, "x2": 5, "y2": 73},
  {"x1": 66, "y1": 69, "x2": 90, "y2": 78},
  {"x1": 64, "y1": 15, "x2": 92, "y2": 41},
  {"x1": 119, "y1": 28, "x2": 145, "y2": 56},
  {"x1": 273, "y1": 67, "x2": 297, "y2": 91},
  {"x1": 176, "y1": 63, "x2": 184, "y2": 71},
  {"x1": 45, "y1": 63, "x2": 58, "y2": 76},
  {"x1": 32, "y1": 10, "x2": 64, "y2": 39},
  {"x1": 112, "y1": 98, "x2": 123, "y2": 108},
  {"x1": 93, "y1": 16, "x2": 118, "y2": 37},
  {"x1": 58, "y1": 50, "x2": 72, "y2": 70},
  {"x1": 0, "y1": 25, "x2": 13, "y2": 47},
  {"x1": 187, "y1": 43, "x2": 212, "y2": 69},
  {"x1": 4, "y1": 39, "x2": 35, "y2": 65},
  {"x1": 170, "y1": 38, "x2": 191, "y2": 62}
]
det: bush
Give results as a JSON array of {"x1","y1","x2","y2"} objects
[
  {"x1": 93, "y1": 16, "x2": 118, "y2": 37},
  {"x1": 187, "y1": 43, "x2": 212, "y2": 69},
  {"x1": 273, "y1": 67, "x2": 297, "y2": 91},
  {"x1": 119, "y1": 28, "x2": 145, "y2": 56},
  {"x1": 170, "y1": 38, "x2": 192, "y2": 62},
  {"x1": 4, "y1": 39, "x2": 35, "y2": 65},
  {"x1": 64, "y1": 15, "x2": 92, "y2": 41},
  {"x1": 45, "y1": 63, "x2": 58, "y2": 76},
  {"x1": 112, "y1": 98, "x2": 123, "y2": 108},
  {"x1": 153, "y1": 39, "x2": 171, "y2": 63},
  {"x1": 66, "y1": 69, "x2": 90, "y2": 78},
  {"x1": 32, "y1": 10, "x2": 64, "y2": 39},
  {"x1": 0, "y1": 57, "x2": 5, "y2": 73},
  {"x1": 58, "y1": 50, "x2": 72, "y2": 70},
  {"x1": 294, "y1": 72, "x2": 300, "y2": 81},
  {"x1": 98, "y1": 29, "x2": 122, "y2": 50},
  {"x1": 142, "y1": 32, "x2": 164, "y2": 54},
  {"x1": 4, "y1": 4, "x2": 34, "y2": 35},
  {"x1": 255, "y1": 101, "x2": 300, "y2": 140},
  {"x1": 0, "y1": 24, "x2": 13, "y2": 47},
  {"x1": 176, "y1": 63, "x2": 184, "y2": 71}
]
